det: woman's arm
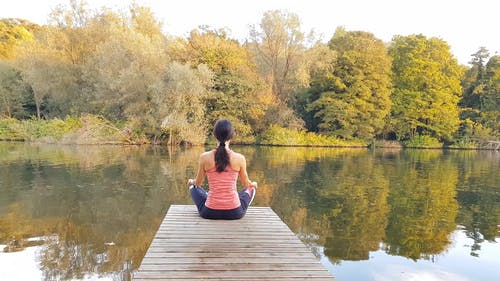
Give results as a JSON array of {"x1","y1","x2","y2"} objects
[
  {"x1": 189, "y1": 154, "x2": 207, "y2": 187},
  {"x1": 238, "y1": 155, "x2": 257, "y2": 188},
  {"x1": 194, "y1": 154, "x2": 206, "y2": 186}
]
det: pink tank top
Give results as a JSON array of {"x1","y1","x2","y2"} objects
[{"x1": 205, "y1": 151, "x2": 240, "y2": 210}]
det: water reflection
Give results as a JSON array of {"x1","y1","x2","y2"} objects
[
  {"x1": 0, "y1": 143, "x2": 203, "y2": 280},
  {"x1": 0, "y1": 143, "x2": 499, "y2": 281}
]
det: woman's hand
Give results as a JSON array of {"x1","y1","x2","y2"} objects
[
  {"x1": 188, "y1": 179, "x2": 195, "y2": 186},
  {"x1": 249, "y1": 181, "x2": 258, "y2": 188}
]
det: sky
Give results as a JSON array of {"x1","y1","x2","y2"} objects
[{"x1": 1, "y1": 0, "x2": 499, "y2": 65}]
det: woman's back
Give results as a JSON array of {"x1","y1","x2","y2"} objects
[
  {"x1": 188, "y1": 119, "x2": 257, "y2": 220},
  {"x1": 205, "y1": 161, "x2": 240, "y2": 210}
]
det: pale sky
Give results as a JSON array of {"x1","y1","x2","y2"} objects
[{"x1": 1, "y1": 0, "x2": 499, "y2": 65}]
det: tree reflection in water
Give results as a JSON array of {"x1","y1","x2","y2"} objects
[
  {"x1": 0, "y1": 143, "x2": 498, "y2": 280},
  {"x1": 0, "y1": 143, "x2": 202, "y2": 280}
]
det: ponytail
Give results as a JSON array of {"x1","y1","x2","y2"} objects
[
  {"x1": 215, "y1": 143, "x2": 229, "y2": 172},
  {"x1": 213, "y1": 120, "x2": 234, "y2": 173}
]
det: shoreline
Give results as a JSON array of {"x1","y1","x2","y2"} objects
[{"x1": 1, "y1": 139, "x2": 498, "y2": 150}]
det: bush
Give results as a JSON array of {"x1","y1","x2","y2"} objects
[
  {"x1": 258, "y1": 125, "x2": 365, "y2": 147},
  {"x1": 0, "y1": 118, "x2": 26, "y2": 140},
  {"x1": 0, "y1": 115, "x2": 146, "y2": 144},
  {"x1": 403, "y1": 135, "x2": 442, "y2": 148},
  {"x1": 449, "y1": 139, "x2": 479, "y2": 149}
]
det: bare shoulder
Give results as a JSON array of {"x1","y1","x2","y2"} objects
[
  {"x1": 200, "y1": 150, "x2": 214, "y2": 161},
  {"x1": 231, "y1": 151, "x2": 246, "y2": 162}
]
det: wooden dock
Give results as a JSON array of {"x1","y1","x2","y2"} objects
[{"x1": 133, "y1": 205, "x2": 334, "y2": 280}]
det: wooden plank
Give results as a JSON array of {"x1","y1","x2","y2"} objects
[
  {"x1": 140, "y1": 257, "x2": 324, "y2": 264},
  {"x1": 134, "y1": 270, "x2": 333, "y2": 278},
  {"x1": 132, "y1": 205, "x2": 334, "y2": 280},
  {"x1": 134, "y1": 279, "x2": 334, "y2": 281},
  {"x1": 144, "y1": 252, "x2": 318, "y2": 258},
  {"x1": 145, "y1": 247, "x2": 314, "y2": 254}
]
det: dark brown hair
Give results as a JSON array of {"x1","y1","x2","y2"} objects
[{"x1": 213, "y1": 119, "x2": 234, "y2": 172}]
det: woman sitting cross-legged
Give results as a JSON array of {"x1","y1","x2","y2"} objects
[{"x1": 188, "y1": 119, "x2": 257, "y2": 220}]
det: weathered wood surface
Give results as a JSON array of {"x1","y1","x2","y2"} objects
[{"x1": 133, "y1": 205, "x2": 334, "y2": 280}]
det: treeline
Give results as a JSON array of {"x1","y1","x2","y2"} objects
[{"x1": 0, "y1": 0, "x2": 498, "y2": 146}]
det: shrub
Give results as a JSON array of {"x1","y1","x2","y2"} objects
[
  {"x1": 449, "y1": 138, "x2": 479, "y2": 149},
  {"x1": 258, "y1": 125, "x2": 365, "y2": 147},
  {"x1": 0, "y1": 115, "x2": 146, "y2": 144},
  {"x1": 403, "y1": 135, "x2": 442, "y2": 148}
]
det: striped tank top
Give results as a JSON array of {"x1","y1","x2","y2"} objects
[{"x1": 205, "y1": 151, "x2": 240, "y2": 210}]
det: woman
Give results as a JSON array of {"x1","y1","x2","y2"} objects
[{"x1": 188, "y1": 119, "x2": 257, "y2": 220}]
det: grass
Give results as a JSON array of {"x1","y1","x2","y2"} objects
[{"x1": 258, "y1": 125, "x2": 366, "y2": 147}]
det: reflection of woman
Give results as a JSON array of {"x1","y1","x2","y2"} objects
[{"x1": 188, "y1": 119, "x2": 257, "y2": 219}]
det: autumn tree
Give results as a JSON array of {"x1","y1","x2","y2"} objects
[
  {"x1": 14, "y1": 0, "x2": 96, "y2": 118},
  {"x1": 307, "y1": 29, "x2": 392, "y2": 140},
  {"x1": 248, "y1": 10, "x2": 310, "y2": 129},
  {"x1": 82, "y1": 20, "x2": 169, "y2": 132},
  {"x1": 175, "y1": 29, "x2": 272, "y2": 142},
  {"x1": 157, "y1": 62, "x2": 213, "y2": 145},
  {"x1": 389, "y1": 34, "x2": 463, "y2": 141},
  {"x1": 0, "y1": 18, "x2": 36, "y2": 59},
  {"x1": 15, "y1": 26, "x2": 76, "y2": 119}
]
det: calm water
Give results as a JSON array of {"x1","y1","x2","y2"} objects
[{"x1": 0, "y1": 143, "x2": 499, "y2": 281}]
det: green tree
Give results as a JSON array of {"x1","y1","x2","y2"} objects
[
  {"x1": 307, "y1": 29, "x2": 392, "y2": 140},
  {"x1": 0, "y1": 62, "x2": 30, "y2": 118},
  {"x1": 389, "y1": 34, "x2": 463, "y2": 141},
  {"x1": 294, "y1": 43, "x2": 335, "y2": 131},
  {"x1": 480, "y1": 55, "x2": 500, "y2": 135},
  {"x1": 460, "y1": 47, "x2": 489, "y2": 111}
]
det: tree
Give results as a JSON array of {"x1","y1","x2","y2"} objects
[
  {"x1": 294, "y1": 43, "x2": 337, "y2": 131},
  {"x1": 0, "y1": 18, "x2": 37, "y2": 59},
  {"x1": 389, "y1": 35, "x2": 463, "y2": 141},
  {"x1": 461, "y1": 47, "x2": 489, "y2": 110},
  {"x1": 15, "y1": 26, "x2": 75, "y2": 119},
  {"x1": 130, "y1": 4, "x2": 164, "y2": 40},
  {"x1": 248, "y1": 10, "x2": 311, "y2": 129},
  {"x1": 176, "y1": 29, "x2": 272, "y2": 141},
  {"x1": 14, "y1": 0, "x2": 100, "y2": 118},
  {"x1": 307, "y1": 29, "x2": 392, "y2": 140},
  {"x1": 157, "y1": 63, "x2": 213, "y2": 145},
  {"x1": 0, "y1": 62, "x2": 30, "y2": 118},
  {"x1": 480, "y1": 55, "x2": 500, "y2": 135},
  {"x1": 82, "y1": 23, "x2": 169, "y2": 132}
]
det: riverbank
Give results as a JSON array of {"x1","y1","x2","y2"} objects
[
  {"x1": 0, "y1": 116, "x2": 147, "y2": 145},
  {"x1": 1, "y1": 116, "x2": 496, "y2": 149}
]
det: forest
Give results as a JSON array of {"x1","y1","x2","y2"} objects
[{"x1": 0, "y1": 0, "x2": 498, "y2": 147}]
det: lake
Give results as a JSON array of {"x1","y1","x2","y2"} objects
[{"x1": 0, "y1": 142, "x2": 499, "y2": 281}]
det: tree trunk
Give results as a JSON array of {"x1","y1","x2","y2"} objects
[
  {"x1": 168, "y1": 128, "x2": 172, "y2": 146},
  {"x1": 35, "y1": 99, "x2": 41, "y2": 119}
]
